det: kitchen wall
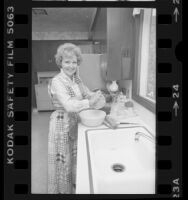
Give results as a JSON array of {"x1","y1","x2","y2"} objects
[{"x1": 107, "y1": 8, "x2": 134, "y2": 81}]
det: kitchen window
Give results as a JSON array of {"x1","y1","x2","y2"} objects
[{"x1": 132, "y1": 8, "x2": 156, "y2": 113}]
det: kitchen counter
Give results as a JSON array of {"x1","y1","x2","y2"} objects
[{"x1": 76, "y1": 116, "x2": 154, "y2": 194}]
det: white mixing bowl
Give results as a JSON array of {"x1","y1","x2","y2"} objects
[{"x1": 79, "y1": 109, "x2": 106, "y2": 127}]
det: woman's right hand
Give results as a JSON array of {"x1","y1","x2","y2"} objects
[
  {"x1": 88, "y1": 91, "x2": 105, "y2": 109},
  {"x1": 88, "y1": 93, "x2": 98, "y2": 108}
]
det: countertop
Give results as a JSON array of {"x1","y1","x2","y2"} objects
[{"x1": 76, "y1": 116, "x2": 154, "y2": 194}]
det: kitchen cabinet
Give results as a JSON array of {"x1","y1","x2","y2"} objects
[
  {"x1": 107, "y1": 9, "x2": 133, "y2": 81},
  {"x1": 92, "y1": 8, "x2": 133, "y2": 81},
  {"x1": 35, "y1": 84, "x2": 55, "y2": 111},
  {"x1": 34, "y1": 71, "x2": 58, "y2": 111}
]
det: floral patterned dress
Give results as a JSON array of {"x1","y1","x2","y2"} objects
[{"x1": 47, "y1": 70, "x2": 92, "y2": 194}]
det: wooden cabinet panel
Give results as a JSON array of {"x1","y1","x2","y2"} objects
[
  {"x1": 35, "y1": 84, "x2": 50, "y2": 101},
  {"x1": 36, "y1": 100, "x2": 54, "y2": 111},
  {"x1": 92, "y1": 9, "x2": 133, "y2": 81},
  {"x1": 106, "y1": 8, "x2": 133, "y2": 81}
]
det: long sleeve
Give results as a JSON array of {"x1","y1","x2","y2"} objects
[{"x1": 50, "y1": 78, "x2": 90, "y2": 113}]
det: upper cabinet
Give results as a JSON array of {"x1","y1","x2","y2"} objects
[{"x1": 92, "y1": 8, "x2": 134, "y2": 81}]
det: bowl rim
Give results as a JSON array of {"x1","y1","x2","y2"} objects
[
  {"x1": 79, "y1": 108, "x2": 106, "y2": 114},
  {"x1": 79, "y1": 109, "x2": 106, "y2": 119}
]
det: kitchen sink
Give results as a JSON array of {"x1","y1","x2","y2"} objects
[{"x1": 85, "y1": 126, "x2": 155, "y2": 194}]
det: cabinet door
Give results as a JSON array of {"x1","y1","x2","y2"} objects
[
  {"x1": 106, "y1": 8, "x2": 133, "y2": 81},
  {"x1": 35, "y1": 84, "x2": 54, "y2": 111}
]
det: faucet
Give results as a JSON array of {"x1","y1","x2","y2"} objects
[{"x1": 135, "y1": 131, "x2": 155, "y2": 144}]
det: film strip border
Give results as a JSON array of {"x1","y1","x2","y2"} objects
[
  {"x1": 156, "y1": 0, "x2": 182, "y2": 198},
  {"x1": 4, "y1": 0, "x2": 32, "y2": 198},
  {"x1": 4, "y1": 0, "x2": 182, "y2": 199}
]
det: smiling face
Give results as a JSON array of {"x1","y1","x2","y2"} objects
[{"x1": 61, "y1": 54, "x2": 78, "y2": 78}]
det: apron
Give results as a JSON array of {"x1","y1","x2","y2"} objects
[{"x1": 48, "y1": 80, "x2": 83, "y2": 194}]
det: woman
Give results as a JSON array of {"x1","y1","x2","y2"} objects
[{"x1": 48, "y1": 43, "x2": 105, "y2": 194}]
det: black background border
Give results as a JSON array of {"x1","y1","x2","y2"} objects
[{"x1": 3, "y1": 0, "x2": 183, "y2": 199}]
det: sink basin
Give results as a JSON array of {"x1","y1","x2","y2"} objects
[{"x1": 86, "y1": 126, "x2": 155, "y2": 194}]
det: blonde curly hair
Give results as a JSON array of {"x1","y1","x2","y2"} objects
[{"x1": 55, "y1": 43, "x2": 83, "y2": 69}]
